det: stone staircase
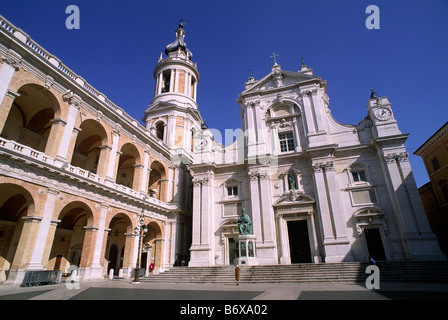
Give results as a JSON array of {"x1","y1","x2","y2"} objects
[{"x1": 141, "y1": 261, "x2": 448, "y2": 284}]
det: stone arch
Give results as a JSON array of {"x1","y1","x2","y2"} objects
[
  {"x1": 70, "y1": 119, "x2": 109, "y2": 175},
  {"x1": 264, "y1": 100, "x2": 301, "y2": 120},
  {"x1": 49, "y1": 201, "x2": 95, "y2": 272},
  {"x1": 105, "y1": 212, "x2": 133, "y2": 276},
  {"x1": 142, "y1": 221, "x2": 164, "y2": 269},
  {"x1": 0, "y1": 183, "x2": 36, "y2": 281},
  {"x1": 154, "y1": 120, "x2": 165, "y2": 141},
  {"x1": 148, "y1": 161, "x2": 168, "y2": 201},
  {"x1": 116, "y1": 142, "x2": 142, "y2": 190},
  {"x1": 1, "y1": 83, "x2": 61, "y2": 153}
]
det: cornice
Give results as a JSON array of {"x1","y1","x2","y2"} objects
[
  {"x1": 0, "y1": 15, "x2": 172, "y2": 163},
  {"x1": 0, "y1": 141, "x2": 172, "y2": 217},
  {"x1": 153, "y1": 56, "x2": 200, "y2": 81},
  {"x1": 414, "y1": 122, "x2": 448, "y2": 156}
]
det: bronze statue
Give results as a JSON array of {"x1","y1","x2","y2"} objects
[
  {"x1": 237, "y1": 208, "x2": 253, "y2": 235},
  {"x1": 288, "y1": 172, "x2": 297, "y2": 190}
]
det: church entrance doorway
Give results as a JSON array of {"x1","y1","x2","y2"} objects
[
  {"x1": 364, "y1": 228, "x2": 386, "y2": 261},
  {"x1": 287, "y1": 220, "x2": 312, "y2": 263},
  {"x1": 228, "y1": 238, "x2": 236, "y2": 265}
]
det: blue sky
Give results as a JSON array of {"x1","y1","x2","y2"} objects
[{"x1": 0, "y1": 0, "x2": 447, "y2": 187}]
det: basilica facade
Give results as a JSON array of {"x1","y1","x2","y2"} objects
[{"x1": 0, "y1": 16, "x2": 444, "y2": 285}]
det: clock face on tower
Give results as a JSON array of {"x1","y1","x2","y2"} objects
[
  {"x1": 195, "y1": 138, "x2": 207, "y2": 150},
  {"x1": 373, "y1": 107, "x2": 392, "y2": 121}
]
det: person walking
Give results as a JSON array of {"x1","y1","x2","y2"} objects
[{"x1": 235, "y1": 265, "x2": 240, "y2": 286}]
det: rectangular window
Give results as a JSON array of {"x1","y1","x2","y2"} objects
[
  {"x1": 279, "y1": 132, "x2": 295, "y2": 152},
  {"x1": 352, "y1": 170, "x2": 367, "y2": 182},
  {"x1": 227, "y1": 186, "x2": 238, "y2": 196},
  {"x1": 431, "y1": 157, "x2": 440, "y2": 172}
]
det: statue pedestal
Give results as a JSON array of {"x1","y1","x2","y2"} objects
[{"x1": 234, "y1": 234, "x2": 259, "y2": 266}]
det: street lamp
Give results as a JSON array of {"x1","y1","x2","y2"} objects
[{"x1": 132, "y1": 214, "x2": 148, "y2": 284}]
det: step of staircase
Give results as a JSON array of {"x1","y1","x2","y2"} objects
[{"x1": 141, "y1": 261, "x2": 448, "y2": 284}]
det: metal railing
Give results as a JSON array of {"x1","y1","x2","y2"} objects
[{"x1": 21, "y1": 270, "x2": 62, "y2": 287}]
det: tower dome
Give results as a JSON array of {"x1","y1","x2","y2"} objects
[
  {"x1": 164, "y1": 20, "x2": 193, "y2": 60},
  {"x1": 151, "y1": 20, "x2": 199, "y2": 107},
  {"x1": 144, "y1": 21, "x2": 204, "y2": 158}
]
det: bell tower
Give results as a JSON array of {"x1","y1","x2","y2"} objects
[{"x1": 144, "y1": 20, "x2": 202, "y2": 161}]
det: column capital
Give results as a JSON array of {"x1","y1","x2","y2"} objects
[
  {"x1": 1, "y1": 50, "x2": 22, "y2": 71},
  {"x1": 83, "y1": 226, "x2": 99, "y2": 232},
  {"x1": 62, "y1": 90, "x2": 82, "y2": 107},
  {"x1": 5, "y1": 89, "x2": 21, "y2": 99},
  {"x1": 312, "y1": 161, "x2": 334, "y2": 172},
  {"x1": 22, "y1": 216, "x2": 43, "y2": 223}
]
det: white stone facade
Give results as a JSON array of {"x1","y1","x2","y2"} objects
[
  {"x1": 0, "y1": 15, "x2": 445, "y2": 287},
  {"x1": 188, "y1": 62, "x2": 446, "y2": 266}
]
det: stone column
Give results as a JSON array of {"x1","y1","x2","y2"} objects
[
  {"x1": 257, "y1": 171, "x2": 277, "y2": 264},
  {"x1": 0, "y1": 89, "x2": 20, "y2": 134},
  {"x1": 156, "y1": 72, "x2": 163, "y2": 95},
  {"x1": 312, "y1": 161, "x2": 351, "y2": 262},
  {"x1": 56, "y1": 92, "x2": 81, "y2": 162},
  {"x1": 301, "y1": 90, "x2": 316, "y2": 134},
  {"x1": 0, "y1": 51, "x2": 20, "y2": 108},
  {"x1": 5, "y1": 216, "x2": 42, "y2": 285},
  {"x1": 166, "y1": 165, "x2": 175, "y2": 203},
  {"x1": 292, "y1": 118, "x2": 302, "y2": 152},
  {"x1": 245, "y1": 102, "x2": 257, "y2": 159},
  {"x1": 105, "y1": 126, "x2": 121, "y2": 182},
  {"x1": 88, "y1": 204, "x2": 108, "y2": 280},
  {"x1": 166, "y1": 115, "x2": 175, "y2": 146},
  {"x1": 309, "y1": 212, "x2": 322, "y2": 263},
  {"x1": 381, "y1": 151, "x2": 445, "y2": 260},
  {"x1": 189, "y1": 176, "x2": 214, "y2": 266},
  {"x1": 269, "y1": 123, "x2": 280, "y2": 156},
  {"x1": 78, "y1": 226, "x2": 98, "y2": 280},
  {"x1": 139, "y1": 149, "x2": 150, "y2": 193},
  {"x1": 26, "y1": 189, "x2": 59, "y2": 270},
  {"x1": 95, "y1": 144, "x2": 111, "y2": 178},
  {"x1": 161, "y1": 220, "x2": 173, "y2": 271},
  {"x1": 248, "y1": 170, "x2": 263, "y2": 240},
  {"x1": 174, "y1": 69, "x2": 179, "y2": 93},
  {"x1": 277, "y1": 215, "x2": 291, "y2": 264},
  {"x1": 169, "y1": 69, "x2": 175, "y2": 93},
  {"x1": 312, "y1": 162, "x2": 335, "y2": 241},
  {"x1": 122, "y1": 232, "x2": 137, "y2": 278},
  {"x1": 132, "y1": 164, "x2": 144, "y2": 192}
]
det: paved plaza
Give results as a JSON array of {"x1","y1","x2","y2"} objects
[{"x1": 1, "y1": 279, "x2": 448, "y2": 301}]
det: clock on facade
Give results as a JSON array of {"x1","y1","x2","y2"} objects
[
  {"x1": 373, "y1": 107, "x2": 391, "y2": 121},
  {"x1": 196, "y1": 138, "x2": 207, "y2": 150}
]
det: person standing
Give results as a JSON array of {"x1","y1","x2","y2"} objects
[{"x1": 235, "y1": 265, "x2": 240, "y2": 286}]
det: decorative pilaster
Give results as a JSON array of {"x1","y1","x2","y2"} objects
[
  {"x1": 88, "y1": 204, "x2": 108, "y2": 280},
  {"x1": 380, "y1": 150, "x2": 444, "y2": 260},
  {"x1": 0, "y1": 50, "x2": 21, "y2": 114},
  {"x1": 312, "y1": 160, "x2": 352, "y2": 262},
  {"x1": 189, "y1": 175, "x2": 214, "y2": 266},
  {"x1": 26, "y1": 189, "x2": 59, "y2": 270},
  {"x1": 247, "y1": 169, "x2": 277, "y2": 264},
  {"x1": 55, "y1": 91, "x2": 81, "y2": 162},
  {"x1": 106, "y1": 125, "x2": 121, "y2": 182}
]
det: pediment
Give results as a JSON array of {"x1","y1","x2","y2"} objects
[
  {"x1": 242, "y1": 69, "x2": 319, "y2": 95},
  {"x1": 273, "y1": 190, "x2": 315, "y2": 207}
]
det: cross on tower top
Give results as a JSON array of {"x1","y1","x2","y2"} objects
[{"x1": 270, "y1": 52, "x2": 279, "y2": 65}]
